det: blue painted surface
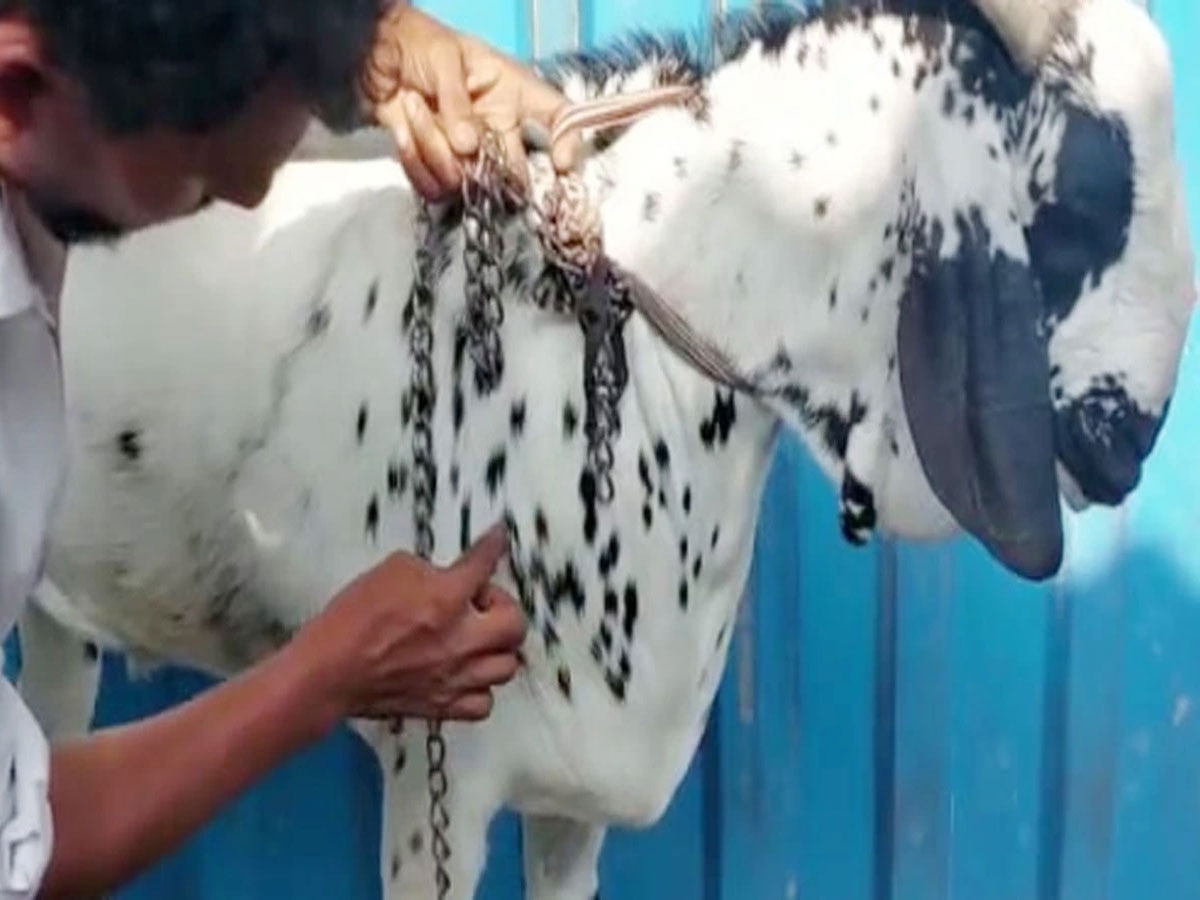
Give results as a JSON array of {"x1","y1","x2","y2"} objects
[{"x1": 4, "y1": 0, "x2": 1200, "y2": 897}]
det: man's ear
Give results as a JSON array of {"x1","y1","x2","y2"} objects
[{"x1": 0, "y1": 19, "x2": 48, "y2": 145}]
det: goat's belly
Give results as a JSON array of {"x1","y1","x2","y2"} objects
[{"x1": 465, "y1": 598, "x2": 734, "y2": 828}]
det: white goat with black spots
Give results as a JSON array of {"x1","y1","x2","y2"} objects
[{"x1": 15, "y1": 0, "x2": 1194, "y2": 897}]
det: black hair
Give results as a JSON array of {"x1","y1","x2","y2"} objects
[{"x1": 0, "y1": 0, "x2": 395, "y2": 135}]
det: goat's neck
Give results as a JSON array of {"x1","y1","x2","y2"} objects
[
  {"x1": 512, "y1": 19, "x2": 1003, "y2": 544},
  {"x1": 518, "y1": 55, "x2": 885, "y2": 490},
  {"x1": 527, "y1": 113, "x2": 793, "y2": 383}
]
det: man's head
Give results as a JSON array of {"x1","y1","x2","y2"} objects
[{"x1": 0, "y1": 0, "x2": 387, "y2": 245}]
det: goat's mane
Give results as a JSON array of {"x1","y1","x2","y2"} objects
[{"x1": 534, "y1": 0, "x2": 1019, "y2": 91}]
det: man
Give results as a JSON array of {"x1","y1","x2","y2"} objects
[{"x1": 0, "y1": 1, "x2": 579, "y2": 897}]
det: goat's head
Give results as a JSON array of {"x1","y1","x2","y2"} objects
[{"x1": 493, "y1": 0, "x2": 1193, "y2": 581}]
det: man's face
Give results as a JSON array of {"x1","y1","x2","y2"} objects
[{"x1": 0, "y1": 35, "x2": 314, "y2": 246}]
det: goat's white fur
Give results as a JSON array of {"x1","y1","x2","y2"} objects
[{"x1": 15, "y1": 1, "x2": 1193, "y2": 897}]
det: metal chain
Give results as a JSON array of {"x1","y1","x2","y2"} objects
[
  {"x1": 407, "y1": 204, "x2": 452, "y2": 900},
  {"x1": 461, "y1": 128, "x2": 632, "y2": 505},
  {"x1": 409, "y1": 212, "x2": 437, "y2": 562},
  {"x1": 426, "y1": 719, "x2": 451, "y2": 899},
  {"x1": 406, "y1": 115, "x2": 660, "y2": 898},
  {"x1": 462, "y1": 129, "x2": 513, "y2": 391},
  {"x1": 578, "y1": 258, "x2": 633, "y2": 504}
]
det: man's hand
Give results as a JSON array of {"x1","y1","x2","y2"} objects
[
  {"x1": 362, "y1": 5, "x2": 581, "y2": 200},
  {"x1": 291, "y1": 524, "x2": 527, "y2": 724},
  {"x1": 38, "y1": 525, "x2": 524, "y2": 899}
]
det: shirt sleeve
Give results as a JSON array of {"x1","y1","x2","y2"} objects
[{"x1": 0, "y1": 678, "x2": 51, "y2": 900}]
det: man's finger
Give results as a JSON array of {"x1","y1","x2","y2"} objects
[
  {"x1": 549, "y1": 130, "x2": 583, "y2": 175},
  {"x1": 448, "y1": 691, "x2": 496, "y2": 721},
  {"x1": 402, "y1": 90, "x2": 463, "y2": 196},
  {"x1": 453, "y1": 652, "x2": 522, "y2": 692},
  {"x1": 381, "y1": 94, "x2": 443, "y2": 200},
  {"x1": 429, "y1": 40, "x2": 479, "y2": 156},
  {"x1": 471, "y1": 581, "x2": 521, "y2": 612},
  {"x1": 522, "y1": 77, "x2": 569, "y2": 126},
  {"x1": 516, "y1": 75, "x2": 581, "y2": 174},
  {"x1": 464, "y1": 64, "x2": 500, "y2": 98},
  {"x1": 502, "y1": 126, "x2": 530, "y2": 193},
  {"x1": 446, "y1": 523, "x2": 509, "y2": 592},
  {"x1": 467, "y1": 592, "x2": 527, "y2": 653}
]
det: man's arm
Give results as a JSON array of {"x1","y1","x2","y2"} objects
[
  {"x1": 39, "y1": 641, "x2": 334, "y2": 898},
  {"x1": 34, "y1": 525, "x2": 525, "y2": 899}
]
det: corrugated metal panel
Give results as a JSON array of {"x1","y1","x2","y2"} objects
[{"x1": 3, "y1": 0, "x2": 1198, "y2": 897}]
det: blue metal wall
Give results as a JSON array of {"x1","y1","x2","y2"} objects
[{"x1": 5, "y1": 1, "x2": 1198, "y2": 897}]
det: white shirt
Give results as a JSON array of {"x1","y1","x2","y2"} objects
[{"x1": 0, "y1": 187, "x2": 67, "y2": 900}]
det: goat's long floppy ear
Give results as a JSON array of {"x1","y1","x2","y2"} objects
[{"x1": 897, "y1": 217, "x2": 1064, "y2": 581}]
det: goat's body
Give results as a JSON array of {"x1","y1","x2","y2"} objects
[
  {"x1": 18, "y1": 1, "x2": 1192, "y2": 897},
  {"x1": 42, "y1": 149, "x2": 778, "y2": 894}
]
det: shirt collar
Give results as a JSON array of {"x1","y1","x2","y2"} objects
[{"x1": 0, "y1": 184, "x2": 57, "y2": 325}]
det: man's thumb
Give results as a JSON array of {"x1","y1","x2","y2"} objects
[
  {"x1": 550, "y1": 130, "x2": 583, "y2": 175},
  {"x1": 449, "y1": 523, "x2": 509, "y2": 589}
]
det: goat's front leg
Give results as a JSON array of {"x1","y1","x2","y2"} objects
[
  {"x1": 356, "y1": 720, "x2": 502, "y2": 900},
  {"x1": 16, "y1": 582, "x2": 103, "y2": 739},
  {"x1": 522, "y1": 815, "x2": 606, "y2": 900}
]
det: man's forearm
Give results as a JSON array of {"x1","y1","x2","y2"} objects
[{"x1": 37, "y1": 643, "x2": 339, "y2": 899}]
